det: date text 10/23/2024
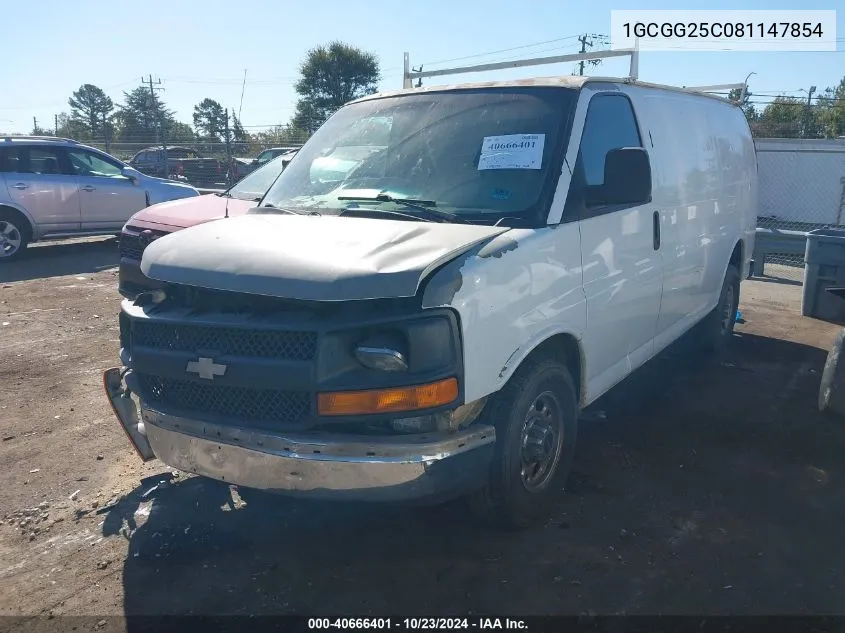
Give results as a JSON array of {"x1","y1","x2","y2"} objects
[{"x1": 307, "y1": 618, "x2": 528, "y2": 630}]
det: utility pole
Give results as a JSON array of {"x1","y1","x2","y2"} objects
[
  {"x1": 577, "y1": 35, "x2": 592, "y2": 76},
  {"x1": 32, "y1": 116, "x2": 37, "y2": 135},
  {"x1": 802, "y1": 85, "x2": 817, "y2": 138},
  {"x1": 54, "y1": 114, "x2": 59, "y2": 137},
  {"x1": 143, "y1": 75, "x2": 167, "y2": 174},
  {"x1": 576, "y1": 34, "x2": 609, "y2": 76}
]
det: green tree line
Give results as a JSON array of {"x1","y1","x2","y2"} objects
[{"x1": 26, "y1": 40, "x2": 381, "y2": 157}]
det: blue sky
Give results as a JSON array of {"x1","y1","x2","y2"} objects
[{"x1": 0, "y1": 0, "x2": 842, "y2": 134}]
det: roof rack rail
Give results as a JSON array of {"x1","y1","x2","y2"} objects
[
  {"x1": 1, "y1": 135, "x2": 80, "y2": 143},
  {"x1": 402, "y1": 42, "x2": 750, "y2": 104},
  {"x1": 403, "y1": 40, "x2": 641, "y2": 89},
  {"x1": 682, "y1": 83, "x2": 750, "y2": 103}
]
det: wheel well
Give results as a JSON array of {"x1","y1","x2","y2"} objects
[
  {"x1": 524, "y1": 333, "x2": 584, "y2": 406},
  {"x1": 729, "y1": 240, "x2": 743, "y2": 270},
  {"x1": 0, "y1": 205, "x2": 33, "y2": 242}
]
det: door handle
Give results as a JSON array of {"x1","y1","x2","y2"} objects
[
  {"x1": 11, "y1": 183, "x2": 28, "y2": 190},
  {"x1": 652, "y1": 210, "x2": 661, "y2": 250},
  {"x1": 81, "y1": 185, "x2": 96, "y2": 192}
]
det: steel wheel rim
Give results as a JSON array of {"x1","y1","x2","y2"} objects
[
  {"x1": 0, "y1": 221, "x2": 21, "y2": 258},
  {"x1": 720, "y1": 281, "x2": 736, "y2": 335},
  {"x1": 519, "y1": 390, "x2": 564, "y2": 493}
]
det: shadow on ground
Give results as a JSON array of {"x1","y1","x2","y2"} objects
[
  {"x1": 0, "y1": 237, "x2": 119, "y2": 284},
  {"x1": 105, "y1": 329, "x2": 845, "y2": 619}
]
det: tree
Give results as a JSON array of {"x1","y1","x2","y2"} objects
[
  {"x1": 728, "y1": 86, "x2": 758, "y2": 121},
  {"x1": 756, "y1": 96, "x2": 806, "y2": 138},
  {"x1": 817, "y1": 77, "x2": 845, "y2": 139},
  {"x1": 230, "y1": 113, "x2": 250, "y2": 154},
  {"x1": 291, "y1": 41, "x2": 380, "y2": 133},
  {"x1": 192, "y1": 98, "x2": 226, "y2": 141},
  {"x1": 68, "y1": 84, "x2": 114, "y2": 138},
  {"x1": 55, "y1": 112, "x2": 90, "y2": 139},
  {"x1": 167, "y1": 121, "x2": 195, "y2": 144},
  {"x1": 115, "y1": 86, "x2": 175, "y2": 145}
]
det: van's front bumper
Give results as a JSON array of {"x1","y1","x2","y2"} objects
[{"x1": 103, "y1": 368, "x2": 496, "y2": 503}]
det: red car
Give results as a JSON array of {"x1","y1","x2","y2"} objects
[{"x1": 118, "y1": 154, "x2": 292, "y2": 299}]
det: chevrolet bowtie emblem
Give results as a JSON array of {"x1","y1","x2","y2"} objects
[{"x1": 186, "y1": 357, "x2": 227, "y2": 380}]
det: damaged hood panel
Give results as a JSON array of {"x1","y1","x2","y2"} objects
[{"x1": 140, "y1": 213, "x2": 509, "y2": 301}]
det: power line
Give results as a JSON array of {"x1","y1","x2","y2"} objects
[{"x1": 418, "y1": 34, "x2": 583, "y2": 68}]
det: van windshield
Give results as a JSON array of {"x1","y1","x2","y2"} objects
[{"x1": 259, "y1": 87, "x2": 576, "y2": 225}]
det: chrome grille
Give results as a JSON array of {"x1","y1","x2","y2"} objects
[
  {"x1": 131, "y1": 321, "x2": 317, "y2": 361},
  {"x1": 138, "y1": 373, "x2": 311, "y2": 426}
]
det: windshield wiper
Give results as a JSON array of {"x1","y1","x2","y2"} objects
[{"x1": 336, "y1": 193, "x2": 470, "y2": 224}]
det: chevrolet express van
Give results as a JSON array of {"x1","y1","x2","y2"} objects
[{"x1": 104, "y1": 74, "x2": 757, "y2": 527}]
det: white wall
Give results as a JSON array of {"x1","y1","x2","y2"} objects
[{"x1": 755, "y1": 138, "x2": 845, "y2": 225}]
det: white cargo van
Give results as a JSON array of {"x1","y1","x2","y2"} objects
[{"x1": 104, "y1": 54, "x2": 757, "y2": 528}]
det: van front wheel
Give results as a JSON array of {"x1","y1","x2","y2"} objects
[{"x1": 468, "y1": 353, "x2": 578, "y2": 529}]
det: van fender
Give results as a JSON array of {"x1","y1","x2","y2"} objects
[{"x1": 421, "y1": 225, "x2": 587, "y2": 405}]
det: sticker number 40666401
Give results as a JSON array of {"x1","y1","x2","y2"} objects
[{"x1": 478, "y1": 134, "x2": 545, "y2": 171}]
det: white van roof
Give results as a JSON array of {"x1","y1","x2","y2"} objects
[{"x1": 351, "y1": 76, "x2": 739, "y2": 107}]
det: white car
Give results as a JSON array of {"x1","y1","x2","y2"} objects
[
  {"x1": 104, "y1": 74, "x2": 757, "y2": 528},
  {"x1": 0, "y1": 136, "x2": 199, "y2": 261}
]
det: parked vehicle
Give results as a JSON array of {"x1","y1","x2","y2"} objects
[
  {"x1": 129, "y1": 146, "x2": 228, "y2": 187},
  {"x1": 104, "y1": 73, "x2": 757, "y2": 527},
  {"x1": 0, "y1": 136, "x2": 198, "y2": 262},
  {"x1": 118, "y1": 155, "x2": 288, "y2": 299},
  {"x1": 237, "y1": 147, "x2": 299, "y2": 178}
]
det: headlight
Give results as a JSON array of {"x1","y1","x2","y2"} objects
[{"x1": 354, "y1": 332, "x2": 408, "y2": 372}]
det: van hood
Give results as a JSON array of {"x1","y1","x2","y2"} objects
[
  {"x1": 140, "y1": 213, "x2": 509, "y2": 301},
  {"x1": 129, "y1": 194, "x2": 253, "y2": 230}
]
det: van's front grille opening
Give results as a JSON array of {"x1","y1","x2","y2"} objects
[
  {"x1": 131, "y1": 321, "x2": 318, "y2": 361},
  {"x1": 137, "y1": 373, "x2": 312, "y2": 428}
]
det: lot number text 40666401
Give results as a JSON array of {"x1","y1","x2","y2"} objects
[{"x1": 307, "y1": 618, "x2": 529, "y2": 630}]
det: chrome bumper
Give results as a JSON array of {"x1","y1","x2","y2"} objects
[{"x1": 103, "y1": 368, "x2": 496, "y2": 503}]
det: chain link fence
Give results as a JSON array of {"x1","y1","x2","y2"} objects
[{"x1": 753, "y1": 132, "x2": 845, "y2": 283}]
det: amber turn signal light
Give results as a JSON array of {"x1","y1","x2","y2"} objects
[{"x1": 317, "y1": 378, "x2": 459, "y2": 416}]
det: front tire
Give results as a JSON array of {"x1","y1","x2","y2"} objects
[
  {"x1": 468, "y1": 352, "x2": 578, "y2": 529},
  {"x1": 0, "y1": 210, "x2": 29, "y2": 263}
]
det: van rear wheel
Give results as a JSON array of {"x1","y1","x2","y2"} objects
[
  {"x1": 467, "y1": 353, "x2": 578, "y2": 529},
  {"x1": 696, "y1": 264, "x2": 741, "y2": 355}
]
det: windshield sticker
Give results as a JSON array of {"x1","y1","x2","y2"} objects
[
  {"x1": 491, "y1": 188, "x2": 512, "y2": 200},
  {"x1": 478, "y1": 134, "x2": 545, "y2": 170}
]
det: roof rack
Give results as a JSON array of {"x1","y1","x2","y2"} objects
[
  {"x1": 402, "y1": 41, "x2": 641, "y2": 89},
  {"x1": 1, "y1": 135, "x2": 80, "y2": 144},
  {"x1": 402, "y1": 42, "x2": 750, "y2": 104}
]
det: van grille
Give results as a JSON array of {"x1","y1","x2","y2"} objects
[
  {"x1": 137, "y1": 373, "x2": 311, "y2": 427},
  {"x1": 132, "y1": 321, "x2": 317, "y2": 361}
]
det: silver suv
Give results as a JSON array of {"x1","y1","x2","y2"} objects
[{"x1": 0, "y1": 136, "x2": 200, "y2": 262}]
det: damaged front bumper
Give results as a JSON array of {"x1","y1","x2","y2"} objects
[{"x1": 102, "y1": 367, "x2": 496, "y2": 503}]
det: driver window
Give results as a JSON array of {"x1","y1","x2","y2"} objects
[{"x1": 563, "y1": 93, "x2": 642, "y2": 219}]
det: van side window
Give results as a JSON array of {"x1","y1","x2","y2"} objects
[
  {"x1": 562, "y1": 93, "x2": 643, "y2": 220},
  {"x1": 579, "y1": 94, "x2": 642, "y2": 187}
]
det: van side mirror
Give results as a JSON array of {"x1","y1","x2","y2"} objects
[{"x1": 586, "y1": 147, "x2": 652, "y2": 207}]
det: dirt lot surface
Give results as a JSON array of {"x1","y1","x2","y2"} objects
[{"x1": 2, "y1": 237, "x2": 845, "y2": 626}]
